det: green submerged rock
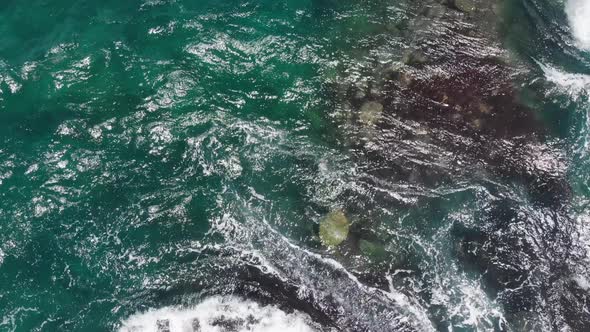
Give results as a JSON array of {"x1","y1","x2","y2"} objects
[
  {"x1": 454, "y1": 0, "x2": 477, "y2": 12},
  {"x1": 359, "y1": 101, "x2": 384, "y2": 126},
  {"x1": 359, "y1": 239, "x2": 387, "y2": 260},
  {"x1": 402, "y1": 49, "x2": 428, "y2": 66},
  {"x1": 319, "y1": 210, "x2": 350, "y2": 247}
]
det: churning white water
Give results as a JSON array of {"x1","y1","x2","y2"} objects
[
  {"x1": 539, "y1": 62, "x2": 590, "y2": 101},
  {"x1": 566, "y1": 0, "x2": 590, "y2": 49},
  {"x1": 118, "y1": 296, "x2": 318, "y2": 332}
]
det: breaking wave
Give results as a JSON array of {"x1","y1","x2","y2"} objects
[
  {"x1": 566, "y1": 0, "x2": 590, "y2": 50},
  {"x1": 119, "y1": 296, "x2": 319, "y2": 332}
]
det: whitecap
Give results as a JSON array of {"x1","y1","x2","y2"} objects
[
  {"x1": 566, "y1": 0, "x2": 590, "y2": 50},
  {"x1": 573, "y1": 275, "x2": 590, "y2": 290},
  {"x1": 118, "y1": 296, "x2": 318, "y2": 332},
  {"x1": 538, "y1": 62, "x2": 590, "y2": 102}
]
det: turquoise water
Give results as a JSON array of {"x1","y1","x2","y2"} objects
[{"x1": 1, "y1": 0, "x2": 590, "y2": 331}]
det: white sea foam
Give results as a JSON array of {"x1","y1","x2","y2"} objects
[
  {"x1": 538, "y1": 62, "x2": 590, "y2": 102},
  {"x1": 119, "y1": 296, "x2": 317, "y2": 332},
  {"x1": 574, "y1": 275, "x2": 590, "y2": 290},
  {"x1": 566, "y1": 0, "x2": 590, "y2": 50}
]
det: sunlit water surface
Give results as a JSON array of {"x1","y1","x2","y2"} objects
[{"x1": 1, "y1": 0, "x2": 590, "y2": 331}]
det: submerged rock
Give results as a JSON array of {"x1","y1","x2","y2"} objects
[
  {"x1": 359, "y1": 239, "x2": 387, "y2": 260},
  {"x1": 319, "y1": 210, "x2": 350, "y2": 247},
  {"x1": 453, "y1": 0, "x2": 477, "y2": 12},
  {"x1": 359, "y1": 101, "x2": 384, "y2": 126},
  {"x1": 210, "y1": 315, "x2": 245, "y2": 331},
  {"x1": 325, "y1": 0, "x2": 579, "y2": 329},
  {"x1": 156, "y1": 319, "x2": 170, "y2": 332},
  {"x1": 402, "y1": 49, "x2": 429, "y2": 67},
  {"x1": 192, "y1": 319, "x2": 201, "y2": 332}
]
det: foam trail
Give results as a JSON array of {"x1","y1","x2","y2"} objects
[
  {"x1": 119, "y1": 296, "x2": 318, "y2": 332},
  {"x1": 566, "y1": 0, "x2": 590, "y2": 50}
]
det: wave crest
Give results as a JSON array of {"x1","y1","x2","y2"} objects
[
  {"x1": 567, "y1": 0, "x2": 590, "y2": 50},
  {"x1": 119, "y1": 296, "x2": 319, "y2": 332}
]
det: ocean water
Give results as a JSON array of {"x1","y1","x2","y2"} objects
[{"x1": 1, "y1": 0, "x2": 590, "y2": 331}]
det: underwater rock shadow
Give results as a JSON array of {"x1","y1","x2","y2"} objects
[{"x1": 325, "y1": 0, "x2": 589, "y2": 330}]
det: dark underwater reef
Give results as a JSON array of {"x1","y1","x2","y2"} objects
[{"x1": 320, "y1": 0, "x2": 589, "y2": 330}]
